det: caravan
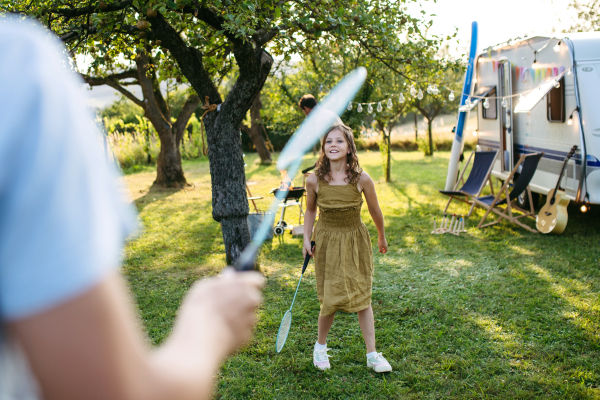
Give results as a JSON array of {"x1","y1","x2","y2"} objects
[{"x1": 466, "y1": 33, "x2": 600, "y2": 208}]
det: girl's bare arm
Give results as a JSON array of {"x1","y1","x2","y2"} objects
[
  {"x1": 360, "y1": 172, "x2": 388, "y2": 254},
  {"x1": 303, "y1": 174, "x2": 318, "y2": 257}
]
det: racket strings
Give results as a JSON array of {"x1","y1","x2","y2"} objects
[{"x1": 275, "y1": 311, "x2": 292, "y2": 353}]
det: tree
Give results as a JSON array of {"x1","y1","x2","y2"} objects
[
  {"x1": 412, "y1": 68, "x2": 462, "y2": 156},
  {"x1": 9, "y1": 0, "x2": 442, "y2": 265},
  {"x1": 85, "y1": 59, "x2": 199, "y2": 186},
  {"x1": 240, "y1": 92, "x2": 273, "y2": 164},
  {"x1": 569, "y1": 0, "x2": 600, "y2": 31}
]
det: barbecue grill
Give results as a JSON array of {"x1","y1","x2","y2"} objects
[{"x1": 270, "y1": 186, "x2": 306, "y2": 235}]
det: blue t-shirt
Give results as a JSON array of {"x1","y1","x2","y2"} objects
[{"x1": 0, "y1": 17, "x2": 138, "y2": 397}]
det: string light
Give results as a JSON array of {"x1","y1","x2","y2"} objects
[
  {"x1": 581, "y1": 204, "x2": 588, "y2": 213},
  {"x1": 427, "y1": 84, "x2": 433, "y2": 94},
  {"x1": 553, "y1": 40, "x2": 561, "y2": 52},
  {"x1": 553, "y1": 80, "x2": 560, "y2": 89},
  {"x1": 387, "y1": 98, "x2": 393, "y2": 109},
  {"x1": 417, "y1": 89, "x2": 423, "y2": 100},
  {"x1": 367, "y1": 103, "x2": 373, "y2": 113},
  {"x1": 433, "y1": 84, "x2": 439, "y2": 95},
  {"x1": 410, "y1": 85, "x2": 417, "y2": 97},
  {"x1": 449, "y1": 91, "x2": 455, "y2": 101},
  {"x1": 568, "y1": 115, "x2": 573, "y2": 125},
  {"x1": 483, "y1": 98, "x2": 490, "y2": 109},
  {"x1": 399, "y1": 93, "x2": 405, "y2": 103},
  {"x1": 377, "y1": 102, "x2": 383, "y2": 113},
  {"x1": 347, "y1": 102, "x2": 352, "y2": 111},
  {"x1": 357, "y1": 103, "x2": 363, "y2": 112},
  {"x1": 502, "y1": 98, "x2": 508, "y2": 108}
]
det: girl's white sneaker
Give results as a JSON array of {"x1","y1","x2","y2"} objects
[
  {"x1": 313, "y1": 347, "x2": 331, "y2": 370},
  {"x1": 367, "y1": 353, "x2": 392, "y2": 373}
]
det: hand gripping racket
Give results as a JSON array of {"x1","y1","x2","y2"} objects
[{"x1": 275, "y1": 240, "x2": 315, "y2": 353}]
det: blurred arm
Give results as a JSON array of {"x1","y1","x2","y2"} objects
[{"x1": 9, "y1": 270, "x2": 263, "y2": 400}]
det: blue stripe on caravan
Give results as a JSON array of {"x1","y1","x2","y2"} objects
[{"x1": 477, "y1": 140, "x2": 600, "y2": 167}]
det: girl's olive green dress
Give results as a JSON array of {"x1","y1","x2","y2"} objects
[{"x1": 313, "y1": 177, "x2": 374, "y2": 316}]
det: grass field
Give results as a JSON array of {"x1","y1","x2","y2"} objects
[{"x1": 122, "y1": 151, "x2": 600, "y2": 399}]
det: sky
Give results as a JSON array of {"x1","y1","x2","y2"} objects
[{"x1": 84, "y1": 0, "x2": 581, "y2": 108}]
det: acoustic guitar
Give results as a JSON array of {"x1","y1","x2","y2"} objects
[{"x1": 536, "y1": 145, "x2": 578, "y2": 234}]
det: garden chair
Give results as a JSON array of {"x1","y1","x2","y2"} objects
[
  {"x1": 473, "y1": 152, "x2": 544, "y2": 233},
  {"x1": 439, "y1": 150, "x2": 498, "y2": 217}
]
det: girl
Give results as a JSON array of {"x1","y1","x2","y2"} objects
[{"x1": 303, "y1": 123, "x2": 391, "y2": 373}]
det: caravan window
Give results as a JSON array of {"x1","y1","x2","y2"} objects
[
  {"x1": 482, "y1": 87, "x2": 497, "y2": 120},
  {"x1": 547, "y1": 77, "x2": 565, "y2": 122}
]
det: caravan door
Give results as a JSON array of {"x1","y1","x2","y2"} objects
[{"x1": 498, "y1": 60, "x2": 514, "y2": 172}]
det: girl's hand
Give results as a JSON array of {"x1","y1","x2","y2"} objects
[
  {"x1": 303, "y1": 240, "x2": 314, "y2": 258},
  {"x1": 378, "y1": 237, "x2": 388, "y2": 254}
]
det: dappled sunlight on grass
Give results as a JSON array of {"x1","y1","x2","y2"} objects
[{"x1": 121, "y1": 150, "x2": 600, "y2": 398}]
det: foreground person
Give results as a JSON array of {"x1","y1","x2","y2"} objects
[
  {"x1": 302, "y1": 123, "x2": 392, "y2": 373},
  {"x1": 0, "y1": 17, "x2": 263, "y2": 400}
]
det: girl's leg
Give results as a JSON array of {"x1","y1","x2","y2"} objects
[
  {"x1": 357, "y1": 305, "x2": 376, "y2": 353},
  {"x1": 317, "y1": 314, "x2": 335, "y2": 345}
]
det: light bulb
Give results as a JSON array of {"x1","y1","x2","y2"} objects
[
  {"x1": 417, "y1": 89, "x2": 423, "y2": 100},
  {"x1": 554, "y1": 41, "x2": 561, "y2": 52},
  {"x1": 377, "y1": 102, "x2": 382, "y2": 113},
  {"x1": 367, "y1": 103, "x2": 373, "y2": 113},
  {"x1": 581, "y1": 204, "x2": 588, "y2": 213},
  {"x1": 410, "y1": 85, "x2": 417, "y2": 97},
  {"x1": 465, "y1": 97, "x2": 471, "y2": 107},
  {"x1": 483, "y1": 98, "x2": 490, "y2": 109},
  {"x1": 347, "y1": 103, "x2": 353, "y2": 111},
  {"x1": 568, "y1": 116, "x2": 573, "y2": 125},
  {"x1": 472, "y1": 130, "x2": 478, "y2": 137},
  {"x1": 399, "y1": 93, "x2": 405, "y2": 103},
  {"x1": 449, "y1": 91, "x2": 455, "y2": 101},
  {"x1": 427, "y1": 84, "x2": 432, "y2": 94},
  {"x1": 357, "y1": 103, "x2": 363, "y2": 113},
  {"x1": 387, "y1": 98, "x2": 393, "y2": 109},
  {"x1": 553, "y1": 80, "x2": 560, "y2": 89},
  {"x1": 502, "y1": 98, "x2": 508, "y2": 108},
  {"x1": 243, "y1": 153, "x2": 246, "y2": 157},
  {"x1": 433, "y1": 84, "x2": 439, "y2": 95}
]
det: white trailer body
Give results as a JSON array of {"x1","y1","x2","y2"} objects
[{"x1": 472, "y1": 33, "x2": 600, "y2": 205}]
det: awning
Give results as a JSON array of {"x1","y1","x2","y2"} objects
[
  {"x1": 514, "y1": 71, "x2": 567, "y2": 113},
  {"x1": 458, "y1": 86, "x2": 494, "y2": 112}
]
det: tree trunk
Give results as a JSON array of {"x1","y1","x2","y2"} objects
[
  {"x1": 414, "y1": 113, "x2": 418, "y2": 142},
  {"x1": 249, "y1": 93, "x2": 272, "y2": 164},
  {"x1": 152, "y1": 13, "x2": 273, "y2": 266},
  {"x1": 427, "y1": 119, "x2": 434, "y2": 156},
  {"x1": 386, "y1": 132, "x2": 391, "y2": 182}
]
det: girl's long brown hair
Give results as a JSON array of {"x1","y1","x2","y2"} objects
[{"x1": 315, "y1": 123, "x2": 362, "y2": 185}]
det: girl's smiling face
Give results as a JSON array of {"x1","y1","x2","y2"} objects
[{"x1": 324, "y1": 128, "x2": 349, "y2": 162}]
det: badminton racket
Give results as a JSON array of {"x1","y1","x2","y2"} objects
[
  {"x1": 234, "y1": 67, "x2": 367, "y2": 272},
  {"x1": 275, "y1": 240, "x2": 315, "y2": 353}
]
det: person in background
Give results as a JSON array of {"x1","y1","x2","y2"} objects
[
  {"x1": 299, "y1": 93, "x2": 318, "y2": 116},
  {"x1": 0, "y1": 17, "x2": 264, "y2": 400}
]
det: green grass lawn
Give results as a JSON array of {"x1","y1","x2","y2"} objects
[{"x1": 122, "y1": 151, "x2": 600, "y2": 399}]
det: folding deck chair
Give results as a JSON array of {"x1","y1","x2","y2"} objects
[
  {"x1": 439, "y1": 150, "x2": 498, "y2": 217},
  {"x1": 473, "y1": 152, "x2": 544, "y2": 233}
]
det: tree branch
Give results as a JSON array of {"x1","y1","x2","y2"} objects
[
  {"x1": 136, "y1": 53, "x2": 172, "y2": 132},
  {"x1": 49, "y1": 0, "x2": 134, "y2": 19},
  {"x1": 83, "y1": 74, "x2": 144, "y2": 107},
  {"x1": 173, "y1": 95, "x2": 201, "y2": 146}
]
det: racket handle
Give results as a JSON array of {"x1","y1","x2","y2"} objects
[{"x1": 302, "y1": 241, "x2": 315, "y2": 274}]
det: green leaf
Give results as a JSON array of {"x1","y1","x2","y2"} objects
[
  {"x1": 337, "y1": 7, "x2": 344, "y2": 18},
  {"x1": 274, "y1": 7, "x2": 281, "y2": 19},
  {"x1": 167, "y1": 1, "x2": 177, "y2": 9}
]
